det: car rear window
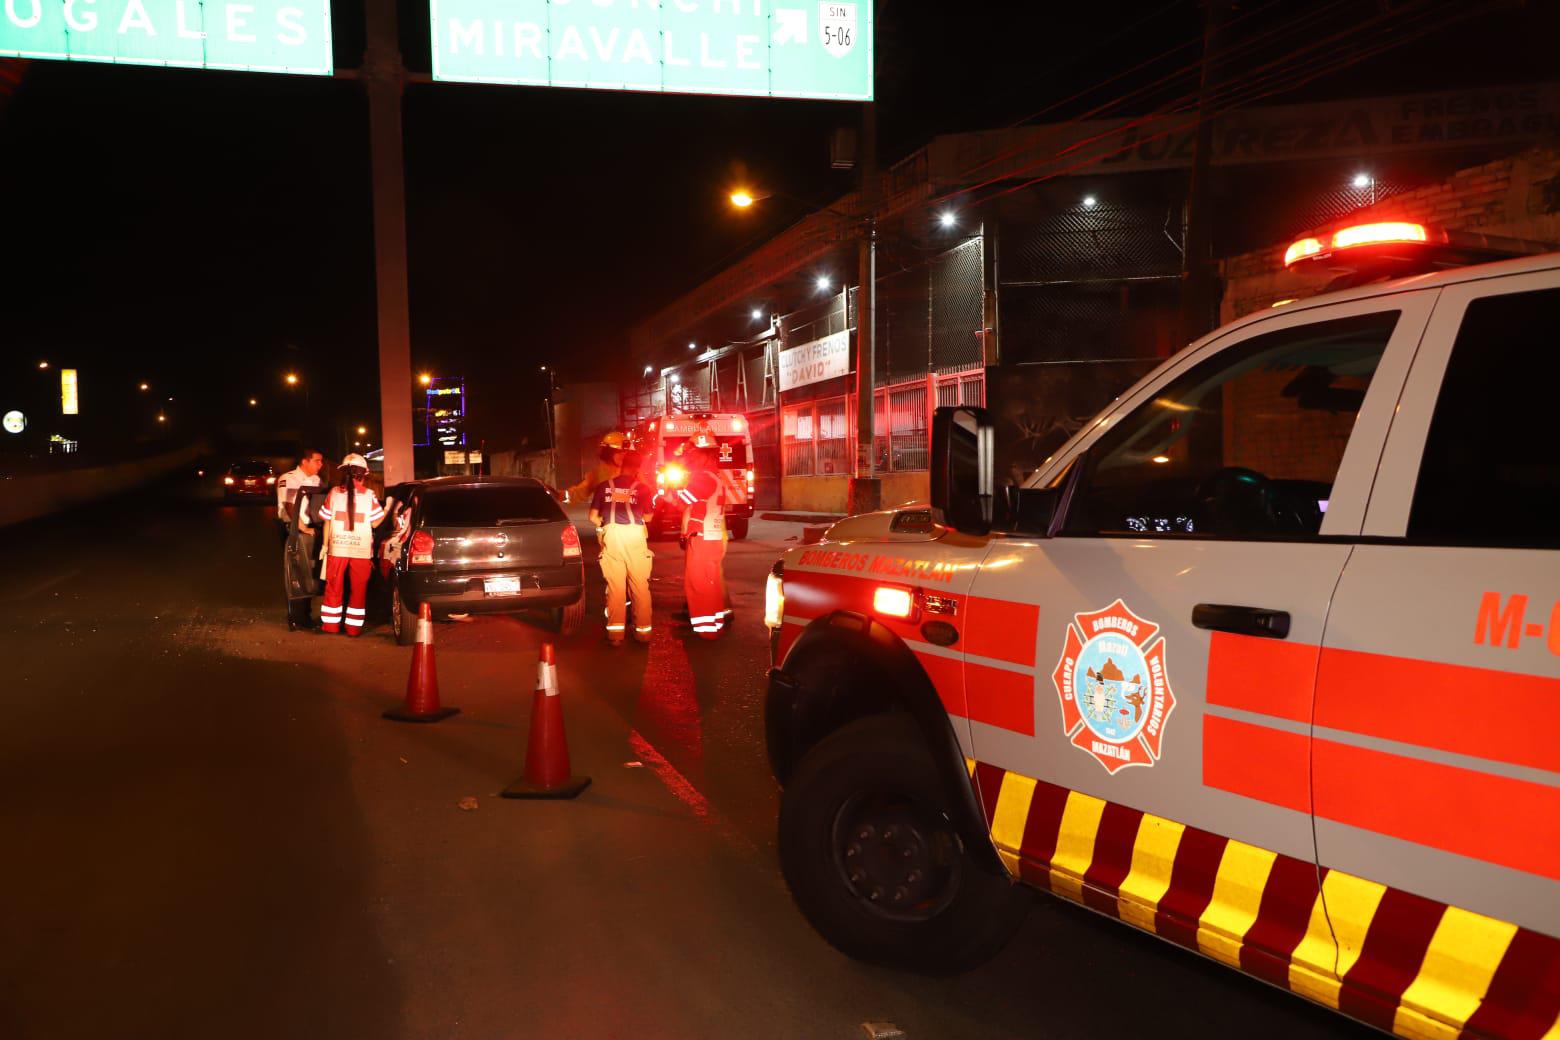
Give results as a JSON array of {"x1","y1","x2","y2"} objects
[
  {"x1": 232, "y1": 461, "x2": 272, "y2": 476},
  {"x1": 419, "y1": 485, "x2": 563, "y2": 526}
]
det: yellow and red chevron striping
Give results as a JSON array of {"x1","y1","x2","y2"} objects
[{"x1": 967, "y1": 760, "x2": 1560, "y2": 1040}]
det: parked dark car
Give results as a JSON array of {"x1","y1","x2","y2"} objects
[
  {"x1": 386, "y1": 476, "x2": 585, "y2": 644},
  {"x1": 224, "y1": 460, "x2": 276, "y2": 500}
]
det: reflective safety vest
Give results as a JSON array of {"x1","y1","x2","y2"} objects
[
  {"x1": 320, "y1": 486, "x2": 384, "y2": 559},
  {"x1": 681, "y1": 471, "x2": 726, "y2": 541}
]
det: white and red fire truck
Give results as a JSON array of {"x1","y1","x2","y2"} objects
[
  {"x1": 763, "y1": 222, "x2": 1559, "y2": 1039},
  {"x1": 630, "y1": 411, "x2": 756, "y2": 540}
]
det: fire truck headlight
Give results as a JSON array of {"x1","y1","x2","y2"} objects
[
  {"x1": 872, "y1": 586, "x2": 916, "y2": 620},
  {"x1": 764, "y1": 571, "x2": 785, "y2": 629}
]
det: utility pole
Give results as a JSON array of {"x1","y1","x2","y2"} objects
[
  {"x1": 1179, "y1": 0, "x2": 1230, "y2": 350},
  {"x1": 363, "y1": 0, "x2": 416, "y2": 485},
  {"x1": 848, "y1": 95, "x2": 881, "y2": 516}
]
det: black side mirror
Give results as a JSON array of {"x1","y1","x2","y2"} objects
[
  {"x1": 1005, "y1": 485, "x2": 1061, "y2": 535},
  {"x1": 931, "y1": 406, "x2": 995, "y2": 535}
]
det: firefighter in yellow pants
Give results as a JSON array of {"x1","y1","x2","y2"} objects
[{"x1": 589, "y1": 449, "x2": 656, "y2": 646}]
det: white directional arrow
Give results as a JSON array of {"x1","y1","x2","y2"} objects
[{"x1": 774, "y1": 7, "x2": 807, "y2": 45}]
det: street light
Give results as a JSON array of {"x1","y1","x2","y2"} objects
[
  {"x1": 729, "y1": 189, "x2": 762, "y2": 208},
  {"x1": 815, "y1": 275, "x2": 831, "y2": 292},
  {"x1": 939, "y1": 211, "x2": 957, "y2": 228},
  {"x1": 1082, "y1": 195, "x2": 1098, "y2": 208},
  {"x1": 418, "y1": 372, "x2": 432, "y2": 387},
  {"x1": 37, "y1": 360, "x2": 48, "y2": 369},
  {"x1": 356, "y1": 425, "x2": 367, "y2": 436},
  {"x1": 284, "y1": 372, "x2": 298, "y2": 386},
  {"x1": 751, "y1": 308, "x2": 763, "y2": 320},
  {"x1": 156, "y1": 413, "x2": 166, "y2": 423},
  {"x1": 138, "y1": 382, "x2": 150, "y2": 392},
  {"x1": 249, "y1": 398, "x2": 258, "y2": 407}
]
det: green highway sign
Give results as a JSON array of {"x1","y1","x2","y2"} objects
[
  {"x1": 430, "y1": 0, "x2": 872, "y2": 101},
  {"x1": 0, "y1": 0, "x2": 333, "y2": 75}
]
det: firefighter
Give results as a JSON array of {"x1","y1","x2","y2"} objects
[
  {"x1": 589, "y1": 449, "x2": 656, "y2": 646},
  {"x1": 567, "y1": 431, "x2": 627, "y2": 504},
  {"x1": 308, "y1": 453, "x2": 386, "y2": 636},
  {"x1": 678, "y1": 446, "x2": 728, "y2": 639}
]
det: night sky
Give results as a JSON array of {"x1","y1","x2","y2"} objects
[{"x1": 2, "y1": 0, "x2": 1554, "y2": 456}]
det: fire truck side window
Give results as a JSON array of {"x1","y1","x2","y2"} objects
[
  {"x1": 1408, "y1": 287, "x2": 1560, "y2": 549},
  {"x1": 1060, "y1": 311, "x2": 1399, "y2": 539}
]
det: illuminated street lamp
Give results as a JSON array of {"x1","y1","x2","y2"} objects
[
  {"x1": 249, "y1": 398, "x2": 258, "y2": 407},
  {"x1": 418, "y1": 372, "x2": 432, "y2": 387},
  {"x1": 356, "y1": 425, "x2": 368, "y2": 436},
  {"x1": 728, "y1": 188, "x2": 760, "y2": 208},
  {"x1": 284, "y1": 372, "x2": 298, "y2": 386},
  {"x1": 38, "y1": 360, "x2": 49, "y2": 369},
  {"x1": 156, "y1": 413, "x2": 166, "y2": 423},
  {"x1": 138, "y1": 382, "x2": 150, "y2": 392}
]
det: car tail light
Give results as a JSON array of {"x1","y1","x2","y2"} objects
[
  {"x1": 561, "y1": 523, "x2": 582, "y2": 559},
  {"x1": 409, "y1": 530, "x2": 434, "y2": 566},
  {"x1": 223, "y1": 476, "x2": 235, "y2": 486},
  {"x1": 872, "y1": 585, "x2": 917, "y2": 620}
]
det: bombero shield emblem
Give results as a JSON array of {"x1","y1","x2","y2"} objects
[
  {"x1": 1051, "y1": 599, "x2": 1177, "y2": 774},
  {"x1": 819, "y1": 3, "x2": 857, "y2": 58}
]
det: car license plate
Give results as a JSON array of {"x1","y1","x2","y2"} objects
[{"x1": 484, "y1": 576, "x2": 521, "y2": 596}]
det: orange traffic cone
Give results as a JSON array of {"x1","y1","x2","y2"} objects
[
  {"x1": 383, "y1": 602, "x2": 460, "y2": 723},
  {"x1": 502, "y1": 643, "x2": 590, "y2": 799}
]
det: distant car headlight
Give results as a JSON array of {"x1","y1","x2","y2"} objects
[
  {"x1": 265, "y1": 476, "x2": 276, "y2": 485},
  {"x1": 223, "y1": 476, "x2": 235, "y2": 486}
]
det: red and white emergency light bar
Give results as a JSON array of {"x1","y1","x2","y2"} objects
[{"x1": 1283, "y1": 220, "x2": 1548, "y2": 281}]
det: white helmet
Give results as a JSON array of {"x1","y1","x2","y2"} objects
[{"x1": 341, "y1": 453, "x2": 369, "y2": 469}]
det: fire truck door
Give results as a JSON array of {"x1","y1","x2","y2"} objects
[
  {"x1": 1310, "y1": 275, "x2": 1560, "y2": 1009},
  {"x1": 963, "y1": 296, "x2": 1430, "y2": 961}
]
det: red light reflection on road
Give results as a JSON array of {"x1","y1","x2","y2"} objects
[{"x1": 634, "y1": 626, "x2": 705, "y2": 775}]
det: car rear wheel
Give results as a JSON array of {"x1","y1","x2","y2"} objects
[
  {"x1": 392, "y1": 585, "x2": 416, "y2": 646},
  {"x1": 552, "y1": 594, "x2": 585, "y2": 636},
  {"x1": 778, "y1": 713, "x2": 1029, "y2": 974},
  {"x1": 727, "y1": 516, "x2": 749, "y2": 540}
]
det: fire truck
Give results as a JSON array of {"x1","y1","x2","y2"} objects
[
  {"x1": 763, "y1": 222, "x2": 1559, "y2": 1039},
  {"x1": 629, "y1": 411, "x2": 756, "y2": 540}
]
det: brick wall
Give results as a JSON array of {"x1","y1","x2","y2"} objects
[
  {"x1": 1221, "y1": 146, "x2": 1560, "y2": 321},
  {"x1": 1220, "y1": 371, "x2": 1365, "y2": 484}
]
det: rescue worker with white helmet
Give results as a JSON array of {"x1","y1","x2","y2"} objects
[
  {"x1": 677, "y1": 444, "x2": 730, "y2": 639},
  {"x1": 303, "y1": 453, "x2": 385, "y2": 636},
  {"x1": 589, "y1": 449, "x2": 656, "y2": 646}
]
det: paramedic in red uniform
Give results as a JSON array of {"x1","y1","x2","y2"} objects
[
  {"x1": 678, "y1": 446, "x2": 728, "y2": 639},
  {"x1": 309, "y1": 453, "x2": 385, "y2": 636}
]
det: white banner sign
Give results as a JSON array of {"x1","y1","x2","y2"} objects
[{"x1": 779, "y1": 330, "x2": 851, "y2": 392}]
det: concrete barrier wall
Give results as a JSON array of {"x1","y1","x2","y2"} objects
[{"x1": 0, "y1": 445, "x2": 201, "y2": 528}]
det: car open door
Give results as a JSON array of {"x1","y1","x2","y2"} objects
[{"x1": 283, "y1": 485, "x2": 328, "y2": 626}]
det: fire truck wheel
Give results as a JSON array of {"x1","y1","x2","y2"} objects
[
  {"x1": 727, "y1": 517, "x2": 749, "y2": 540},
  {"x1": 779, "y1": 713, "x2": 1029, "y2": 973}
]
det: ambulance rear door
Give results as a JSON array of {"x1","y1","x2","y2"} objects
[
  {"x1": 963, "y1": 292, "x2": 1435, "y2": 970},
  {"x1": 1311, "y1": 271, "x2": 1560, "y2": 1037}
]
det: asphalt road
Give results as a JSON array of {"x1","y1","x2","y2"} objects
[{"x1": 0, "y1": 479, "x2": 1366, "y2": 1040}]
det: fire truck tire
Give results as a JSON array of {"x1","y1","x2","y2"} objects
[
  {"x1": 779, "y1": 713, "x2": 1029, "y2": 974},
  {"x1": 727, "y1": 517, "x2": 749, "y2": 540}
]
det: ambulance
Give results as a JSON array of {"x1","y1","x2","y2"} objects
[
  {"x1": 763, "y1": 222, "x2": 1559, "y2": 1039},
  {"x1": 631, "y1": 411, "x2": 756, "y2": 540}
]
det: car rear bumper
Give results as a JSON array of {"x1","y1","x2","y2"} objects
[{"x1": 399, "y1": 562, "x2": 583, "y2": 615}]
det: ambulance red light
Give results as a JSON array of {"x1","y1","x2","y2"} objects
[
  {"x1": 873, "y1": 586, "x2": 916, "y2": 620},
  {"x1": 561, "y1": 523, "x2": 582, "y2": 559},
  {"x1": 1283, "y1": 237, "x2": 1324, "y2": 267},
  {"x1": 409, "y1": 530, "x2": 434, "y2": 566}
]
